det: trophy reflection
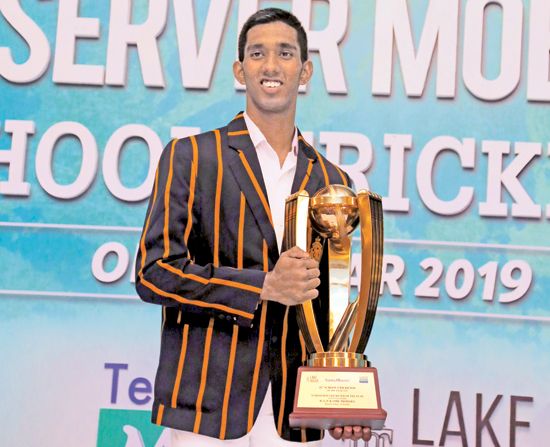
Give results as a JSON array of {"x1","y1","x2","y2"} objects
[{"x1": 286, "y1": 185, "x2": 387, "y2": 430}]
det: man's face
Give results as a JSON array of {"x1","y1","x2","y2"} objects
[{"x1": 233, "y1": 21, "x2": 313, "y2": 116}]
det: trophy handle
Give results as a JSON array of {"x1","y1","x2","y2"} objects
[
  {"x1": 285, "y1": 191, "x2": 324, "y2": 354},
  {"x1": 327, "y1": 300, "x2": 358, "y2": 352},
  {"x1": 296, "y1": 302, "x2": 325, "y2": 353},
  {"x1": 325, "y1": 235, "x2": 353, "y2": 346},
  {"x1": 348, "y1": 191, "x2": 384, "y2": 353}
]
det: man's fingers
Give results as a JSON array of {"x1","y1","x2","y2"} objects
[
  {"x1": 329, "y1": 426, "x2": 371, "y2": 441},
  {"x1": 351, "y1": 426, "x2": 363, "y2": 441},
  {"x1": 343, "y1": 426, "x2": 354, "y2": 439},
  {"x1": 288, "y1": 258, "x2": 318, "y2": 272},
  {"x1": 292, "y1": 258, "x2": 318, "y2": 273},
  {"x1": 291, "y1": 288, "x2": 318, "y2": 305},
  {"x1": 328, "y1": 427, "x2": 343, "y2": 440},
  {"x1": 264, "y1": 246, "x2": 322, "y2": 306},
  {"x1": 302, "y1": 258, "x2": 319, "y2": 269},
  {"x1": 282, "y1": 246, "x2": 310, "y2": 259},
  {"x1": 305, "y1": 288, "x2": 319, "y2": 300},
  {"x1": 306, "y1": 268, "x2": 320, "y2": 280},
  {"x1": 306, "y1": 278, "x2": 321, "y2": 290}
]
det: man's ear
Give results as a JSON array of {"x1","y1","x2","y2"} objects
[
  {"x1": 233, "y1": 61, "x2": 246, "y2": 85},
  {"x1": 299, "y1": 60, "x2": 314, "y2": 85}
]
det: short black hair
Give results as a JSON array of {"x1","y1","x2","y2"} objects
[{"x1": 238, "y1": 8, "x2": 308, "y2": 63}]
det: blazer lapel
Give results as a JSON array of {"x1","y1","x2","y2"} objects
[
  {"x1": 226, "y1": 113, "x2": 279, "y2": 261},
  {"x1": 291, "y1": 131, "x2": 323, "y2": 196}
]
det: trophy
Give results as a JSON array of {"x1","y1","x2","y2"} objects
[{"x1": 285, "y1": 185, "x2": 387, "y2": 430}]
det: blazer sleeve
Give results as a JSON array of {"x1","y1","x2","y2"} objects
[{"x1": 135, "y1": 138, "x2": 265, "y2": 328}]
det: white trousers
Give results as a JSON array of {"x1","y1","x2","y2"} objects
[{"x1": 170, "y1": 384, "x2": 323, "y2": 447}]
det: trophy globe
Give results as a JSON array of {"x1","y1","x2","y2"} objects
[{"x1": 309, "y1": 185, "x2": 360, "y2": 241}]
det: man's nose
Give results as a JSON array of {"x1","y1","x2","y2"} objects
[{"x1": 263, "y1": 52, "x2": 279, "y2": 73}]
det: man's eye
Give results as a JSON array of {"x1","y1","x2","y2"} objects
[
  {"x1": 281, "y1": 51, "x2": 292, "y2": 57},
  {"x1": 251, "y1": 52, "x2": 262, "y2": 58}
]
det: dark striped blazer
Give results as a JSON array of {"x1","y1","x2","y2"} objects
[{"x1": 135, "y1": 112, "x2": 350, "y2": 442}]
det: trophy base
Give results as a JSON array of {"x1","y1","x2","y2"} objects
[
  {"x1": 289, "y1": 366, "x2": 387, "y2": 431},
  {"x1": 289, "y1": 413, "x2": 387, "y2": 431}
]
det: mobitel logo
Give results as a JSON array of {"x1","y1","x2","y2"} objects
[{"x1": 96, "y1": 409, "x2": 170, "y2": 447}]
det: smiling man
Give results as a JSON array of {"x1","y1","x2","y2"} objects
[{"x1": 136, "y1": 8, "x2": 370, "y2": 446}]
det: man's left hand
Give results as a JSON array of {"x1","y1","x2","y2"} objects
[{"x1": 328, "y1": 426, "x2": 372, "y2": 442}]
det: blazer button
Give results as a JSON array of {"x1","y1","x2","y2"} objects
[
  {"x1": 226, "y1": 315, "x2": 232, "y2": 321},
  {"x1": 271, "y1": 336, "x2": 278, "y2": 343},
  {"x1": 218, "y1": 314, "x2": 225, "y2": 319}
]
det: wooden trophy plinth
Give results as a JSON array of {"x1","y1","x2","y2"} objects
[{"x1": 289, "y1": 366, "x2": 387, "y2": 431}]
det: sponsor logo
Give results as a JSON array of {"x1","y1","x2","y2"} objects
[
  {"x1": 306, "y1": 375, "x2": 319, "y2": 383},
  {"x1": 96, "y1": 409, "x2": 170, "y2": 447},
  {"x1": 359, "y1": 376, "x2": 369, "y2": 383}
]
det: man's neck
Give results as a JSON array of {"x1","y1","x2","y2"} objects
[{"x1": 245, "y1": 107, "x2": 296, "y2": 167}]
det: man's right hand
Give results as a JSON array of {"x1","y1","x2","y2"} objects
[{"x1": 260, "y1": 246, "x2": 320, "y2": 306}]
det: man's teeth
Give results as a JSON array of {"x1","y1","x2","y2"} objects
[{"x1": 263, "y1": 81, "x2": 281, "y2": 88}]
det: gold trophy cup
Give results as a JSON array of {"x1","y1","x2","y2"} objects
[{"x1": 285, "y1": 185, "x2": 387, "y2": 430}]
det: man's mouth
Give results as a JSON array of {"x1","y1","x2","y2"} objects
[{"x1": 262, "y1": 80, "x2": 282, "y2": 88}]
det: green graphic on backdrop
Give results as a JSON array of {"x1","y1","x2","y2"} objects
[{"x1": 97, "y1": 409, "x2": 167, "y2": 447}]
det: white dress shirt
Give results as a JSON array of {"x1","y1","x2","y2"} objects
[{"x1": 243, "y1": 111, "x2": 298, "y2": 254}]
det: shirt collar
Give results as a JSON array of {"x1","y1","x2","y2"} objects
[{"x1": 243, "y1": 111, "x2": 298, "y2": 157}]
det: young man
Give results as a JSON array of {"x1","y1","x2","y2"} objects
[{"x1": 136, "y1": 8, "x2": 371, "y2": 446}]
